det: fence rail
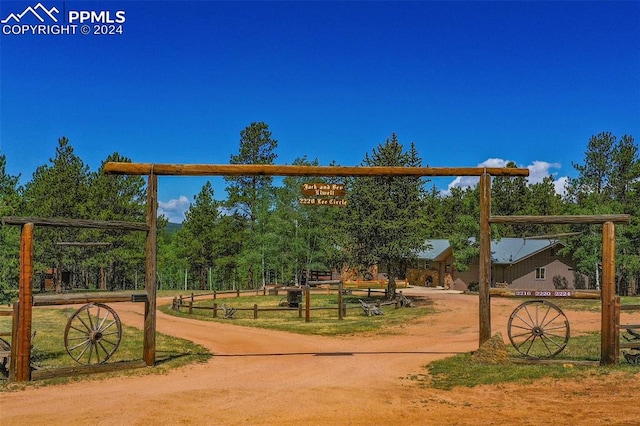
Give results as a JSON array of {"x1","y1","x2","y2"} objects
[
  {"x1": 616, "y1": 300, "x2": 640, "y2": 360},
  {"x1": 175, "y1": 300, "x2": 348, "y2": 319}
]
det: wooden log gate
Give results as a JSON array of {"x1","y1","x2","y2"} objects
[
  {"x1": 1, "y1": 216, "x2": 151, "y2": 381},
  {"x1": 103, "y1": 162, "x2": 630, "y2": 365},
  {"x1": 3, "y1": 161, "x2": 632, "y2": 381},
  {"x1": 102, "y1": 162, "x2": 530, "y2": 353},
  {"x1": 490, "y1": 215, "x2": 630, "y2": 364}
]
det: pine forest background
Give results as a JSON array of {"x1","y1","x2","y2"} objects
[{"x1": 1, "y1": 123, "x2": 639, "y2": 300}]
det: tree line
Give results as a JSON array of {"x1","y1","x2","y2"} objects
[{"x1": 1, "y1": 125, "x2": 638, "y2": 297}]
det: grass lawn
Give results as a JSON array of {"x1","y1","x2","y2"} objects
[
  {"x1": 421, "y1": 332, "x2": 640, "y2": 390},
  {"x1": 0, "y1": 306, "x2": 210, "y2": 390},
  {"x1": 3, "y1": 291, "x2": 638, "y2": 390}
]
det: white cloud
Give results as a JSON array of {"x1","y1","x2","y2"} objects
[
  {"x1": 158, "y1": 196, "x2": 190, "y2": 223},
  {"x1": 446, "y1": 175, "x2": 479, "y2": 193},
  {"x1": 480, "y1": 158, "x2": 511, "y2": 168},
  {"x1": 554, "y1": 176, "x2": 569, "y2": 196},
  {"x1": 527, "y1": 160, "x2": 561, "y2": 184},
  {"x1": 446, "y1": 158, "x2": 569, "y2": 195},
  {"x1": 446, "y1": 158, "x2": 507, "y2": 193}
]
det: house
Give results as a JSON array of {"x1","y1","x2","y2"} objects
[{"x1": 411, "y1": 238, "x2": 589, "y2": 291}]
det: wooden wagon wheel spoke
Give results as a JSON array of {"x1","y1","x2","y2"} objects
[
  {"x1": 98, "y1": 318, "x2": 119, "y2": 333},
  {"x1": 507, "y1": 300, "x2": 570, "y2": 359},
  {"x1": 510, "y1": 324, "x2": 537, "y2": 334},
  {"x1": 68, "y1": 338, "x2": 92, "y2": 351},
  {"x1": 521, "y1": 336, "x2": 539, "y2": 356},
  {"x1": 511, "y1": 312, "x2": 536, "y2": 329},
  {"x1": 539, "y1": 311, "x2": 564, "y2": 329},
  {"x1": 64, "y1": 303, "x2": 122, "y2": 365},
  {"x1": 513, "y1": 334, "x2": 536, "y2": 351},
  {"x1": 539, "y1": 333, "x2": 565, "y2": 350}
]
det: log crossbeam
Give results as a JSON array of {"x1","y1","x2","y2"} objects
[
  {"x1": 104, "y1": 162, "x2": 530, "y2": 177},
  {"x1": 1, "y1": 216, "x2": 148, "y2": 231},
  {"x1": 490, "y1": 215, "x2": 630, "y2": 225}
]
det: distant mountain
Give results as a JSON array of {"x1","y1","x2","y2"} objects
[{"x1": 164, "y1": 222, "x2": 183, "y2": 234}]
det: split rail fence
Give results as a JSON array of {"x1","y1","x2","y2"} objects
[{"x1": 171, "y1": 286, "x2": 409, "y2": 322}]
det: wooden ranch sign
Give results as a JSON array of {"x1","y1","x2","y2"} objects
[
  {"x1": 301, "y1": 183, "x2": 346, "y2": 197},
  {"x1": 300, "y1": 183, "x2": 347, "y2": 207}
]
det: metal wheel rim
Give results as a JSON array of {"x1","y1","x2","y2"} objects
[
  {"x1": 507, "y1": 300, "x2": 570, "y2": 359},
  {"x1": 64, "y1": 302, "x2": 122, "y2": 365}
]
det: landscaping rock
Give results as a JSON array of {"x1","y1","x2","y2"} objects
[{"x1": 471, "y1": 332, "x2": 511, "y2": 365}]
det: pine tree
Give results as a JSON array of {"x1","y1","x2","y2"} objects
[
  {"x1": 23, "y1": 137, "x2": 90, "y2": 287},
  {"x1": 224, "y1": 122, "x2": 278, "y2": 288},
  {"x1": 175, "y1": 182, "x2": 221, "y2": 289},
  {"x1": 344, "y1": 134, "x2": 427, "y2": 297},
  {"x1": 0, "y1": 154, "x2": 22, "y2": 295}
]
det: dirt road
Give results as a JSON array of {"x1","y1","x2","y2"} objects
[{"x1": 1, "y1": 289, "x2": 639, "y2": 425}]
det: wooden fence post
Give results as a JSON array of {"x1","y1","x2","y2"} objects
[
  {"x1": 254, "y1": 304, "x2": 258, "y2": 319},
  {"x1": 9, "y1": 301, "x2": 20, "y2": 382},
  {"x1": 614, "y1": 296, "x2": 621, "y2": 364},
  {"x1": 188, "y1": 301, "x2": 193, "y2": 315},
  {"x1": 338, "y1": 282, "x2": 343, "y2": 321},
  {"x1": 601, "y1": 221, "x2": 616, "y2": 365},
  {"x1": 213, "y1": 303, "x2": 217, "y2": 318},
  {"x1": 305, "y1": 286, "x2": 310, "y2": 323}
]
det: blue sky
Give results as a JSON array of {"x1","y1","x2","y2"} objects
[{"x1": 1, "y1": 1, "x2": 639, "y2": 222}]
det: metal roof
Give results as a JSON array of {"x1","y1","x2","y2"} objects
[
  {"x1": 416, "y1": 240, "x2": 452, "y2": 261},
  {"x1": 491, "y1": 238, "x2": 563, "y2": 264},
  {"x1": 419, "y1": 238, "x2": 563, "y2": 264}
]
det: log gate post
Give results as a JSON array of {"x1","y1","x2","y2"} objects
[
  {"x1": 601, "y1": 221, "x2": 616, "y2": 365},
  {"x1": 16, "y1": 223, "x2": 34, "y2": 381},
  {"x1": 478, "y1": 171, "x2": 492, "y2": 346},
  {"x1": 143, "y1": 172, "x2": 158, "y2": 366}
]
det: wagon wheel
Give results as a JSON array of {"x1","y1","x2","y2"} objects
[
  {"x1": 64, "y1": 303, "x2": 122, "y2": 365},
  {"x1": 507, "y1": 300, "x2": 570, "y2": 358},
  {"x1": 0, "y1": 337, "x2": 10, "y2": 375}
]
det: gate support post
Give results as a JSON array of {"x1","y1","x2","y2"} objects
[
  {"x1": 16, "y1": 223, "x2": 34, "y2": 381},
  {"x1": 601, "y1": 221, "x2": 616, "y2": 365},
  {"x1": 143, "y1": 173, "x2": 158, "y2": 366},
  {"x1": 479, "y1": 171, "x2": 492, "y2": 346}
]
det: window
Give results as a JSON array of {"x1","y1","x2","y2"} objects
[{"x1": 535, "y1": 267, "x2": 546, "y2": 280}]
